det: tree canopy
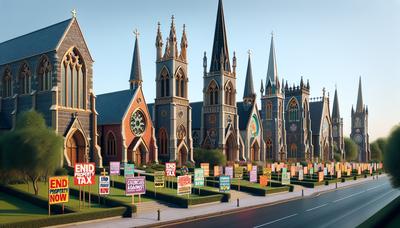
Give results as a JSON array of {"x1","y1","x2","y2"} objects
[
  {"x1": 0, "y1": 110, "x2": 63, "y2": 194},
  {"x1": 194, "y1": 148, "x2": 227, "y2": 167},
  {"x1": 370, "y1": 141, "x2": 383, "y2": 161},
  {"x1": 344, "y1": 137, "x2": 358, "y2": 161},
  {"x1": 384, "y1": 125, "x2": 400, "y2": 187}
]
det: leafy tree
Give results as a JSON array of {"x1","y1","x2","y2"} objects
[
  {"x1": 370, "y1": 141, "x2": 382, "y2": 161},
  {"x1": 384, "y1": 125, "x2": 400, "y2": 187},
  {"x1": 0, "y1": 111, "x2": 63, "y2": 195},
  {"x1": 193, "y1": 148, "x2": 227, "y2": 167},
  {"x1": 344, "y1": 137, "x2": 358, "y2": 161},
  {"x1": 376, "y1": 137, "x2": 387, "y2": 158}
]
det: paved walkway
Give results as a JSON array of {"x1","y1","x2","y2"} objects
[{"x1": 58, "y1": 175, "x2": 383, "y2": 228}]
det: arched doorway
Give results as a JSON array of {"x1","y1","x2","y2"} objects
[
  {"x1": 250, "y1": 141, "x2": 260, "y2": 161},
  {"x1": 178, "y1": 146, "x2": 188, "y2": 167},
  {"x1": 66, "y1": 130, "x2": 86, "y2": 166},
  {"x1": 323, "y1": 142, "x2": 329, "y2": 161},
  {"x1": 225, "y1": 134, "x2": 237, "y2": 162},
  {"x1": 133, "y1": 143, "x2": 147, "y2": 166}
]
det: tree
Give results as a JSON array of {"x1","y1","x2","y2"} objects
[
  {"x1": 370, "y1": 141, "x2": 382, "y2": 161},
  {"x1": 0, "y1": 111, "x2": 63, "y2": 195},
  {"x1": 344, "y1": 137, "x2": 358, "y2": 161},
  {"x1": 193, "y1": 148, "x2": 227, "y2": 167},
  {"x1": 384, "y1": 125, "x2": 400, "y2": 187},
  {"x1": 376, "y1": 137, "x2": 387, "y2": 158}
]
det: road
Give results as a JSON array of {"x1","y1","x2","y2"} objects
[{"x1": 164, "y1": 176, "x2": 399, "y2": 228}]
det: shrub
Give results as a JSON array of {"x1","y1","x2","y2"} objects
[
  {"x1": 55, "y1": 167, "x2": 69, "y2": 176},
  {"x1": 344, "y1": 137, "x2": 358, "y2": 161},
  {"x1": 193, "y1": 148, "x2": 227, "y2": 167},
  {"x1": 384, "y1": 125, "x2": 400, "y2": 187}
]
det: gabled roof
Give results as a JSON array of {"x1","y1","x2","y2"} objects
[
  {"x1": 310, "y1": 101, "x2": 324, "y2": 135},
  {"x1": 209, "y1": 0, "x2": 231, "y2": 72},
  {"x1": 0, "y1": 19, "x2": 72, "y2": 65},
  {"x1": 190, "y1": 101, "x2": 203, "y2": 129},
  {"x1": 96, "y1": 89, "x2": 137, "y2": 125},
  {"x1": 237, "y1": 102, "x2": 253, "y2": 130}
]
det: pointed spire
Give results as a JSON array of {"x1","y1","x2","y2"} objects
[
  {"x1": 356, "y1": 76, "x2": 364, "y2": 112},
  {"x1": 300, "y1": 76, "x2": 304, "y2": 87},
  {"x1": 332, "y1": 87, "x2": 340, "y2": 119},
  {"x1": 180, "y1": 24, "x2": 188, "y2": 61},
  {"x1": 243, "y1": 51, "x2": 255, "y2": 100},
  {"x1": 156, "y1": 22, "x2": 163, "y2": 61},
  {"x1": 168, "y1": 15, "x2": 178, "y2": 57},
  {"x1": 266, "y1": 32, "x2": 278, "y2": 85},
  {"x1": 260, "y1": 79, "x2": 264, "y2": 95},
  {"x1": 130, "y1": 29, "x2": 142, "y2": 90},
  {"x1": 210, "y1": 0, "x2": 231, "y2": 72}
]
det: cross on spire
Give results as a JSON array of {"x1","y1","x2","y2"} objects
[
  {"x1": 71, "y1": 9, "x2": 77, "y2": 18},
  {"x1": 247, "y1": 49, "x2": 252, "y2": 56},
  {"x1": 271, "y1": 30, "x2": 274, "y2": 37},
  {"x1": 134, "y1": 29, "x2": 140, "y2": 38}
]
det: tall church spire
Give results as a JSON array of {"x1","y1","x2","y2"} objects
[
  {"x1": 266, "y1": 32, "x2": 278, "y2": 85},
  {"x1": 209, "y1": 0, "x2": 230, "y2": 72},
  {"x1": 332, "y1": 87, "x2": 340, "y2": 119},
  {"x1": 356, "y1": 76, "x2": 364, "y2": 112},
  {"x1": 243, "y1": 51, "x2": 255, "y2": 102},
  {"x1": 130, "y1": 30, "x2": 142, "y2": 90}
]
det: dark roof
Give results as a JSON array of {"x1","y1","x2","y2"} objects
[
  {"x1": 96, "y1": 89, "x2": 136, "y2": 125},
  {"x1": 0, "y1": 19, "x2": 72, "y2": 65},
  {"x1": 147, "y1": 103, "x2": 154, "y2": 123},
  {"x1": 266, "y1": 35, "x2": 278, "y2": 84},
  {"x1": 243, "y1": 55, "x2": 255, "y2": 99},
  {"x1": 130, "y1": 36, "x2": 142, "y2": 82},
  {"x1": 310, "y1": 101, "x2": 323, "y2": 135},
  {"x1": 209, "y1": 0, "x2": 231, "y2": 72},
  {"x1": 237, "y1": 101, "x2": 253, "y2": 130},
  {"x1": 332, "y1": 88, "x2": 340, "y2": 118},
  {"x1": 190, "y1": 101, "x2": 203, "y2": 129}
]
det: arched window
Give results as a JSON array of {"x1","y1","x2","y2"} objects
[
  {"x1": 160, "y1": 68, "x2": 169, "y2": 97},
  {"x1": 158, "y1": 128, "x2": 168, "y2": 155},
  {"x1": 61, "y1": 48, "x2": 86, "y2": 109},
  {"x1": 37, "y1": 56, "x2": 52, "y2": 91},
  {"x1": 2, "y1": 68, "x2": 12, "y2": 97},
  {"x1": 266, "y1": 138, "x2": 273, "y2": 159},
  {"x1": 266, "y1": 101, "x2": 273, "y2": 120},
  {"x1": 207, "y1": 80, "x2": 219, "y2": 105},
  {"x1": 177, "y1": 125, "x2": 186, "y2": 140},
  {"x1": 106, "y1": 132, "x2": 116, "y2": 156},
  {"x1": 225, "y1": 81, "x2": 234, "y2": 105},
  {"x1": 288, "y1": 98, "x2": 299, "y2": 122},
  {"x1": 175, "y1": 68, "x2": 186, "y2": 98},
  {"x1": 290, "y1": 143, "x2": 297, "y2": 158},
  {"x1": 19, "y1": 62, "x2": 31, "y2": 94}
]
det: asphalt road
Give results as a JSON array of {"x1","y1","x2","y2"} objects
[{"x1": 164, "y1": 176, "x2": 399, "y2": 228}]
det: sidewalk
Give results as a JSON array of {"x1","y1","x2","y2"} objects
[{"x1": 59, "y1": 174, "x2": 384, "y2": 228}]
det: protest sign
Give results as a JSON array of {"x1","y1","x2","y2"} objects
[
  {"x1": 126, "y1": 176, "x2": 146, "y2": 195},
  {"x1": 219, "y1": 176, "x2": 230, "y2": 193},
  {"x1": 49, "y1": 176, "x2": 69, "y2": 205},
  {"x1": 110, "y1": 162, "x2": 120, "y2": 175},
  {"x1": 194, "y1": 168, "x2": 205, "y2": 186},
  {"x1": 165, "y1": 162, "x2": 176, "y2": 177},
  {"x1": 99, "y1": 176, "x2": 110, "y2": 195},
  {"x1": 177, "y1": 175, "x2": 192, "y2": 195},
  {"x1": 74, "y1": 163, "x2": 96, "y2": 186}
]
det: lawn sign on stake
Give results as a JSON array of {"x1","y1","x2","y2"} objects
[
  {"x1": 74, "y1": 163, "x2": 96, "y2": 209},
  {"x1": 200, "y1": 163, "x2": 209, "y2": 187},
  {"x1": 154, "y1": 171, "x2": 165, "y2": 197},
  {"x1": 194, "y1": 168, "x2": 205, "y2": 194},
  {"x1": 48, "y1": 176, "x2": 69, "y2": 215},
  {"x1": 219, "y1": 176, "x2": 230, "y2": 193},
  {"x1": 234, "y1": 167, "x2": 243, "y2": 191},
  {"x1": 126, "y1": 176, "x2": 146, "y2": 205},
  {"x1": 177, "y1": 175, "x2": 192, "y2": 197},
  {"x1": 165, "y1": 162, "x2": 176, "y2": 189},
  {"x1": 110, "y1": 161, "x2": 120, "y2": 187},
  {"x1": 250, "y1": 166, "x2": 257, "y2": 183}
]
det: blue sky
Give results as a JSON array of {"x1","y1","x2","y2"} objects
[{"x1": 0, "y1": 0, "x2": 399, "y2": 141}]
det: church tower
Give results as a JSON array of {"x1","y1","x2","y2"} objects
[
  {"x1": 351, "y1": 77, "x2": 370, "y2": 162},
  {"x1": 285, "y1": 78, "x2": 313, "y2": 162},
  {"x1": 332, "y1": 87, "x2": 344, "y2": 160},
  {"x1": 154, "y1": 16, "x2": 194, "y2": 166},
  {"x1": 201, "y1": 0, "x2": 240, "y2": 162},
  {"x1": 260, "y1": 34, "x2": 287, "y2": 161}
]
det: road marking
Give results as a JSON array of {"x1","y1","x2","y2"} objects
[
  {"x1": 333, "y1": 190, "x2": 366, "y2": 203},
  {"x1": 306, "y1": 203, "x2": 328, "y2": 212},
  {"x1": 253, "y1": 213, "x2": 298, "y2": 228},
  {"x1": 321, "y1": 189, "x2": 396, "y2": 228},
  {"x1": 366, "y1": 183, "x2": 386, "y2": 191}
]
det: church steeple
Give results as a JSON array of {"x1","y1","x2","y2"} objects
[
  {"x1": 266, "y1": 32, "x2": 278, "y2": 85},
  {"x1": 155, "y1": 22, "x2": 163, "y2": 61},
  {"x1": 243, "y1": 51, "x2": 255, "y2": 103},
  {"x1": 129, "y1": 30, "x2": 142, "y2": 90},
  {"x1": 356, "y1": 76, "x2": 364, "y2": 112},
  {"x1": 180, "y1": 24, "x2": 188, "y2": 61},
  {"x1": 209, "y1": 0, "x2": 230, "y2": 72},
  {"x1": 332, "y1": 87, "x2": 340, "y2": 119},
  {"x1": 168, "y1": 15, "x2": 178, "y2": 58}
]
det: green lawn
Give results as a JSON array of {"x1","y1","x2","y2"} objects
[{"x1": 0, "y1": 191, "x2": 48, "y2": 223}]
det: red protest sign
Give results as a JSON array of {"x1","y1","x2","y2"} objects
[
  {"x1": 74, "y1": 163, "x2": 96, "y2": 186},
  {"x1": 165, "y1": 162, "x2": 176, "y2": 177}
]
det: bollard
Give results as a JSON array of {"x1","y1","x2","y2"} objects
[
  {"x1": 157, "y1": 209, "x2": 160, "y2": 221},
  {"x1": 336, "y1": 182, "x2": 338, "y2": 189},
  {"x1": 302, "y1": 189, "x2": 304, "y2": 197},
  {"x1": 237, "y1": 198, "x2": 240, "y2": 207}
]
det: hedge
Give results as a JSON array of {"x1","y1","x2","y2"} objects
[
  {"x1": 205, "y1": 179, "x2": 291, "y2": 196},
  {"x1": 0, "y1": 207, "x2": 126, "y2": 228}
]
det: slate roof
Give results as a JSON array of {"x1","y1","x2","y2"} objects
[
  {"x1": 129, "y1": 36, "x2": 142, "y2": 82},
  {"x1": 0, "y1": 19, "x2": 72, "y2": 65},
  {"x1": 266, "y1": 35, "x2": 278, "y2": 85},
  {"x1": 237, "y1": 102, "x2": 253, "y2": 130},
  {"x1": 310, "y1": 101, "x2": 324, "y2": 135},
  {"x1": 332, "y1": 89, "x2": 340, "y2": 119},
  {"x1": 190, "y1": 101, "x2": 203, "y2": 129},
  {"x1": 243, "y1": 55, "x2": 255, "y2": 99},
  {"x1": 96, "y1": 89, "x2": 136, "y2": 125}
]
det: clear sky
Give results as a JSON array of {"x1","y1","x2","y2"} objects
[{"x1": 0, "y1": 0, "x2": 399, "y2": 141}]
